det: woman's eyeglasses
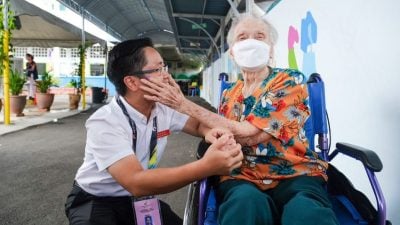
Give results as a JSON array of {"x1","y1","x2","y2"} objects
[{"x1": 132, "y1": 65, "x2": 168, "y2": 76}]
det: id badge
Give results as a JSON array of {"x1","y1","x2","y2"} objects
[{"x1": 133, "y1": 197, "x2": 162, "y2": 225}]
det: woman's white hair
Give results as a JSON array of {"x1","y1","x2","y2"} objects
[{"x1": 226, "y1": 13, "x2": 278, "y2": 48}]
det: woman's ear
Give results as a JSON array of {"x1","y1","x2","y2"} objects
[
  {"x1": 123, "y1": 76, "x2": 140, "y2": 92},
  {"x1": 228, "y1": 48, "x2": 234, "y2": 59},
  {"x1": 268, "y1": 46, "x2": 276, "y2": 68}
]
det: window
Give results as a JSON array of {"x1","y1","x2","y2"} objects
[
  {"x1": 71, "y1": 48, "x2": 80, "y2": 58},
  {"x1": 32, "y1": 47, "x2": 49, "y2": 57},
  {"x1": 14, "y1": 47, "x2": 28, "y2": 58},
  {"x1": 60, "y1": 48, "x2": 67, "y2": 58},
  {"x1": 89, "y1": 46, "x2": 105, "y2": 58},
  {"x1": 36, "y1": 63, "x2": 46, "y2": 75},
  {"x1": 90, "y1": 64, "x2": 104, "y2": 76}
]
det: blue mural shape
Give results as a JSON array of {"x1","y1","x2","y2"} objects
[{"x1": 300, "y1": 11, "x2": 317, "y2": 78}]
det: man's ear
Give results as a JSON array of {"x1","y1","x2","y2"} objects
[{"x1": 123, "y1": 76, "x2": 140, "y2": 92}]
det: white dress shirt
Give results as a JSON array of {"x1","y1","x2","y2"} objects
[{"x1": 75, "y1": 97, "x2": 189, "y2": 196}]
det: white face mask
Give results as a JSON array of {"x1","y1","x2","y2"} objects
[{"x1": 232, "y1": 39, "x2": 271, "y2": 72}]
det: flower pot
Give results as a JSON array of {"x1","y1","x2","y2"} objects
[
  {"x1": 10, "y1": 95, "x2": 27, "y2": 116},
  {"x1": 36, "y1": 93, "x2": 55, "y2": 111},
  {"x1": 69, "y1": 93, "x2": 81, "y2": 110}
]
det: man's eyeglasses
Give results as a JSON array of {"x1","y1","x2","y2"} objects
[{"x1": 132, "y1": 65, "x2": 168, "y2": 76}]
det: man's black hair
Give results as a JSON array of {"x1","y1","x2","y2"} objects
[{"x1": 107, "y1": 37, "x2": 153, "y2": 96}]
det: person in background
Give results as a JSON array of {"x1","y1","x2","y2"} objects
[
  {"x1": 25, "y1": 53, "x2": 38, "y2": 101},
  {"x1": 140, "y1": 13, "x2": 339, "y2": 225}
]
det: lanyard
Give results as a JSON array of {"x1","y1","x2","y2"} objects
[{"x1": 116, "y1": 97, "x2": 158, "y2": 169}]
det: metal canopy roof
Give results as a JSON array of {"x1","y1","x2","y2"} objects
[
  {"x1": 166, "y1": 0, "x2": 231, "y2": 57},
  {"x1": 165, "y1": 0, "x2": 276, "y2": 60},
  {"x1": 11, "y1": 0, "x2": 102, "y2": 48},
  {"x1": 59, "y1": 0, "x2": 176, "y2": 46},
  {"x1": 56, "y1": 0, "x2": 276, "y2": 61}
]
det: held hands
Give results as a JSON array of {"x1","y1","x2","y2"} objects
[
  {"x1": 236, "y1": 136, "x2": 253, "y2": 147},
  {"x1": 140, "y1": 74, "x2": 185, "y2": 110},
  {"x1": 202, "y1": 134, "x2": 243, "y2": 176},
  {"x1": 205, "y1": 128, "x2": 233, "y2": 144}
]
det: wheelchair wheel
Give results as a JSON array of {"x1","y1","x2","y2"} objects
[{"x1": 183, "y1": 181, "x2": 199, "y2": 225}]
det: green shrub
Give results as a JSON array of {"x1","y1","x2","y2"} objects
[
  {"x1": 37, "y1": 71, "x2": 56, "y2": 93},
  {"x1": 9, "y1": 70, "x2": 26, "y2": 95},
  {"x1": 69, "y1": 77, "x2": 82, "y2": 94}
]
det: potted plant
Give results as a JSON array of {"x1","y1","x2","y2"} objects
[
  {"x1": 36, "y1": 71, "x2": 56, "y2": 111},
  {"x1": 9, "y1": 69, "x2": 27, "y2": 116},
  {"x1": 68, "y1": 77, "x2": 81, "y2": 110}
]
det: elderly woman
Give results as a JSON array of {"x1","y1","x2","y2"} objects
[{"x1": 141, "y1": 14, "x2": 338, "y2": 225}]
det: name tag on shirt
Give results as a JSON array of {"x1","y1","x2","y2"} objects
[
  {"x1": 157, "y1": 129, "x2": 170, "y2": 139},
  {"x1": 133, "y1": 197, "x2": 162, "y2": 225}
]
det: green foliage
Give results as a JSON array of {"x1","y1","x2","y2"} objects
[
  {"x1": 9, "y1": 70, "x2": 26, "y2": 95},
  {"x1": 69, "y1": 77, "x2": 82, "y2": 94},
  {"x1": 37, "y1": 71, "x2": 57, "y2": 93},
  {"x1": 176, "y1": 74, "x2": 189, "y2": 80},
  {"x1": 190, "y1": 74, "x2": 199, "y2": 83},
  {"x1": 77, "y1": 43, "x2": 91, "y2": 77},
  {"x1": 74, "y1": 43, "x2": 90, "y2": 95},
  {"x1": 0, "y1": 3, "x2": 16, "y2": 72}
]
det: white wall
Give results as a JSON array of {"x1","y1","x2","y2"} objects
[
  {"x1": 266, "y1": 0, "x2": 399, "y2": 223},
  {"x1": 201, "y1": 52, "x2": 236, "y2": 107}
]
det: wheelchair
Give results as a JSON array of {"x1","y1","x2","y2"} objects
[{"x1": 183, "y1": 73, "x2": 391, "y2": 225}]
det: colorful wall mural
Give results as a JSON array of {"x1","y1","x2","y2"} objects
[{"x1": 288, "y1": 11, "x2": 317, "y2": 78}]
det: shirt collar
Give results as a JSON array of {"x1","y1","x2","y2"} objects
[{"x1": 115, "y1": 96, "x2": 158, "y2": 124}]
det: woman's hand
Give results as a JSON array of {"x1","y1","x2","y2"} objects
[
  {"x1": 201, "y1": 134, "x2": 243, "y2": 175},
  {"x1": 236, "y1": 131, "x2": 273, "y2": 146},
  {"x1": 205, "y1": 128, "x2": 233, "y2": 144},
  {"x1": 140, "y1": 74, "x2": 185, "y2": 110}
]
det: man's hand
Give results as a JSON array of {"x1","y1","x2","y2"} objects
[
  {"x1": 205, "y1": 127, "x2": 233, "y2": 144},
  {"x1": 140, "y1": 74, "x2": 185, "y2": 110},
  {"x1": 201, "y1": 134, "x2": 243, "y2": 176}
]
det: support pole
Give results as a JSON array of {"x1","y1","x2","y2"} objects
[
  {"x1": 103, "y1": 43, "x2": 107, "y2": 96},
  {"x1": 246, "y1": 0, "x2": 254, "y2": 14},
  {"x1": 226, "y1": 0, "x2": 240, "y2": 17},
  {"x1": 81, "y1": 7, "x2": 86, "y2": 109},
  {"x1": 220, "y1": 19, "x2": 225, "y2": 73},
  {"x1": 2, "y1": 0, "x2": 10, "y2": 125}
]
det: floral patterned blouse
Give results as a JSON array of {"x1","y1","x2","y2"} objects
[{"x1": 219, "y1": 68, "x2": 328, "y2": 190}]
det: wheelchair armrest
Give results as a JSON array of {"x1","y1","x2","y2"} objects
[{"x1": 334, "y1": 142, "x2": 383, "y2": 172}]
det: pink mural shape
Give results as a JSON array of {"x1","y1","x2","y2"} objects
[
  {"x1": 288, "y1": 26, "x2": 299, "y2": 49},
  {"x1": 288, "y1": 26, "x2": 299, "y2": 69},
  {"x1": 286, "y1": 11, "x2": 318, "y2": 77}
]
